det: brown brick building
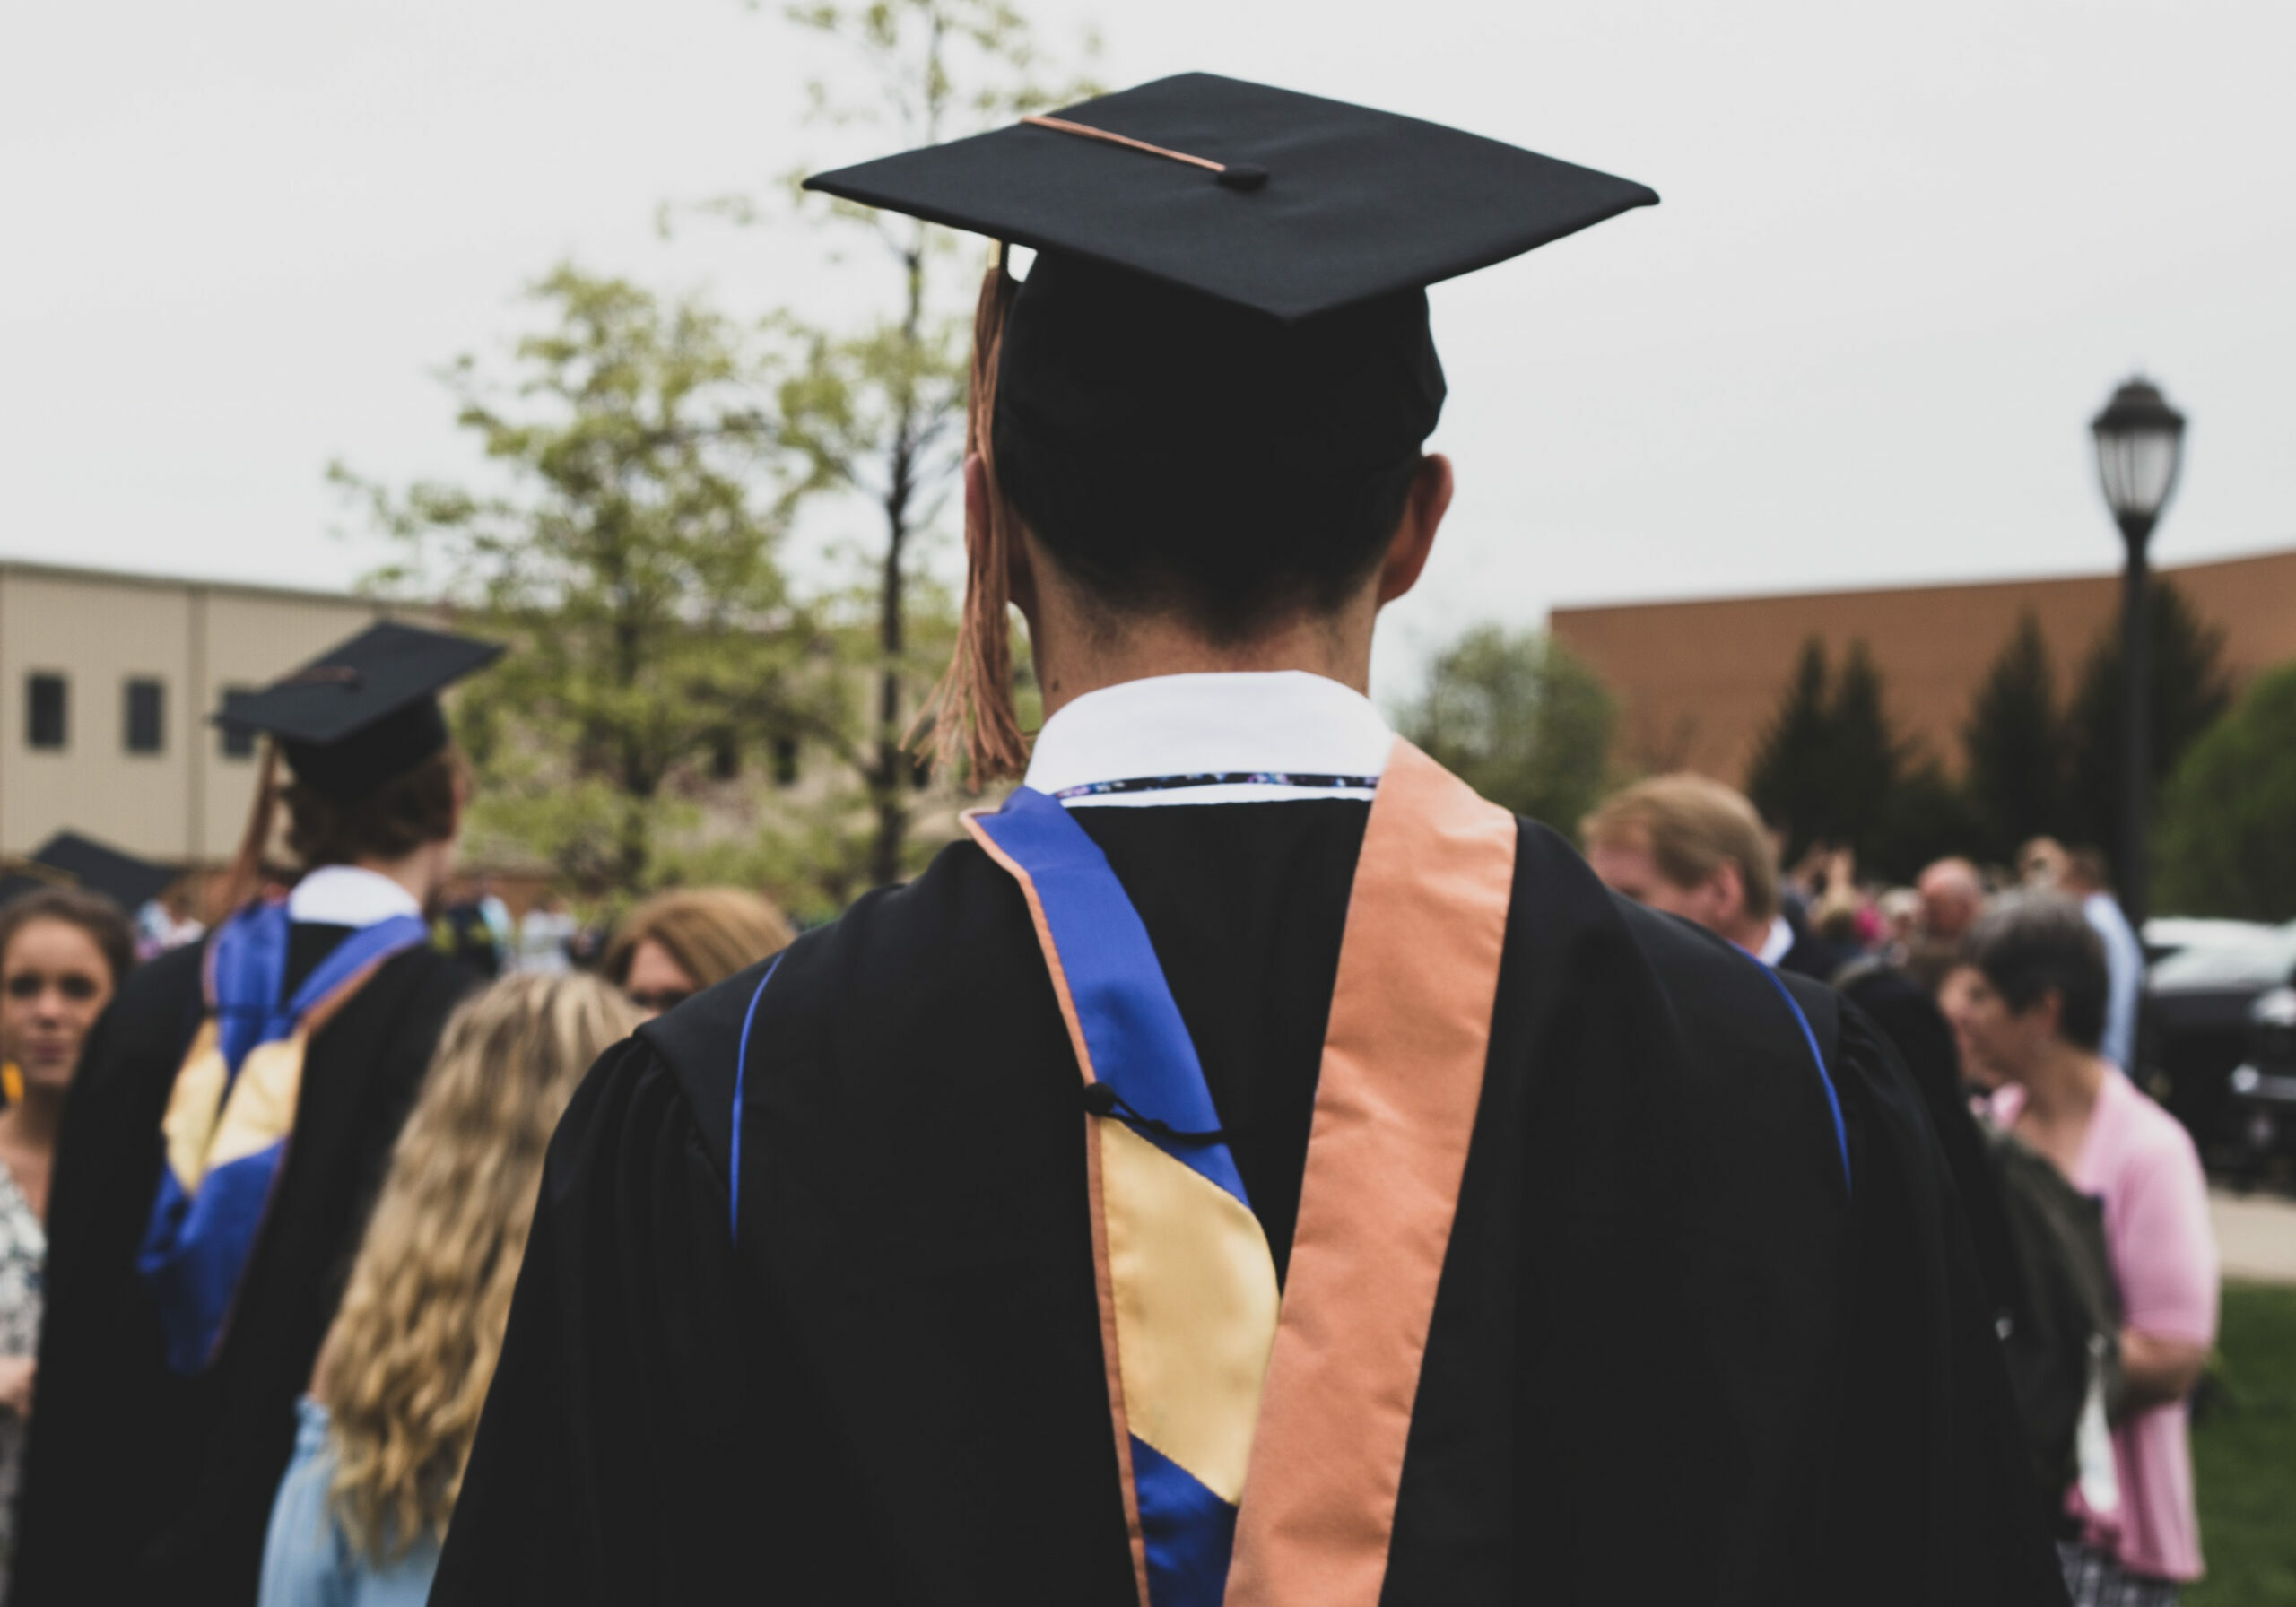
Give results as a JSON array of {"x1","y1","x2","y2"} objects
[{"x1": 1550, "y1": 546, "x2": 2296, "y2": 786}]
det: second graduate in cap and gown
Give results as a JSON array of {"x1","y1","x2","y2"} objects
[
  {"x1": 437, "y1": 76, "x2": 2063, "y2": 1606},
  {"x1": 11, "y1": 624, "x2": 498, "y2": 1607}
]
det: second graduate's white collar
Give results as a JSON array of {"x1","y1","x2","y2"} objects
[
  {"x1": 288, "y1": 864, "x2": 425, "y2": 926},
  {"x1": 1022, "y1": 671, "x2": 1394, "y2": 807}
]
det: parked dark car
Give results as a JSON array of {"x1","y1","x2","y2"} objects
[
  {"x1": 2141, "y1": 920, "x2": 2296, "y2": 1167},
  {"x1": 2226, "y1": 986, "x2": 2296, "y2": 1183}
]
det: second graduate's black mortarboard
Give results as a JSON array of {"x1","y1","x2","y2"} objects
[
  {"x1": 0, "y1": 832, "x2": 180, "y2": 911},
  {"x1": 805, "y1": 73, "x2": 1656, "y2": 780},
  {"x1": 213, "y1": 621, "x2": 501, "y2": 801}
]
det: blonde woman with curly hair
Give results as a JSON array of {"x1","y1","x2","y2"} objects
[{"x1": 258, "y1": 973, "x2": 639, "y2": 1607}]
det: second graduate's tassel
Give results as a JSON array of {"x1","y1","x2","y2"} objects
[
  {"x1": 913, "y1": 251, "x2": 1031, "y2": 785},
  {"x1": 216, "y1": 739, "x2": 283, "y2": 916}
]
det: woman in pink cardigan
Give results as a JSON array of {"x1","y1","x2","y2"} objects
[{"x1": 1961, "y1": 895, "x2": 2219, "y2": 1606}]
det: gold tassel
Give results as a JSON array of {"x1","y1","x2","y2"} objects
[{"x1": 912, "y1": 254, "x2": 1031, "y2": 783}]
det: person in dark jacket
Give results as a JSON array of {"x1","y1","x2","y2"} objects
[
  {"x1": 1584, "y1": 773, "x2": 2022, "y2": 1318},
  {"x1": 12, "y1": 624, "x2": 497, "y2": 1607}
]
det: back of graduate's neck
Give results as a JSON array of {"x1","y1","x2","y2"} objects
[
  {"x1": 1026, "y1": 592, "x2": 1375, "y2": 723},
  {"x1": 1033, "y1": 626, "x2": 1371, "y2": 721}
]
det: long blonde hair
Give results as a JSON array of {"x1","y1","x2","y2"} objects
[{"x1": 320, "y1": 972, "x2": 640, "y2": 1559}]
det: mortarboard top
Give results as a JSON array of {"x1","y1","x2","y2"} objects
[
  {"x1": 804, "y1": 72, "x2": 1657, "y2": 325},
  {"x1": 0, "y1": 831, "x2": 180, "y2": 911},
  {"x1": 213, "y1": 621, "x2": 501, "y2": 801}
]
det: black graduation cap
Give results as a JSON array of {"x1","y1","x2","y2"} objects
[
  {"x1": 805, "y1": 72, "x2": 1658, "y2": 499},
  {"x1": 804, "y1": 74, "x2": 1657, "y2": 781},
  {"x1": 804, "y1": 72, "x2": 1657, "y2": 325},
  {"x1": 0, "y1": 831, "x2": 180, "y2": 911},
  {"x1": 213, "y1": 621, "x2": 501, "y2": 801}
]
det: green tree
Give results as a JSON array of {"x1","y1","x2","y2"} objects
[
  {"x1": 1871, "y1": 756, "x2": 1983, "y2": 885},
  {"x1": 1398, "y1": 626, "x2": 1616, "y2": 830},
  {"x1": 1747, "y1": 637, "x2": 1909, "y2": 860},
  {"x1": 1826, "y1": 640, "x2": 1905, "y2": 853},
  {"x1": 2064, "y1": 579, "x2": 2232, "y2": 876},
  {"x1": 1961, "y1": 610, "x2": 2065, "y2": 863},
  {"x1": 1745, "y1": 637, "x2": 1834, "y2": 854},
  {"x1": 2154, "y1": 662, "x2": 2296, "y2": 921},
  {"x1": 746, "y1": 0, "x2": 1096, "y2": 888},
  {"x1": 1744, "y1": 635, "x2": 1947, "y2": 875},
  {"x1": 337, "y1": 266, "x2": 829, "y2": 896}
]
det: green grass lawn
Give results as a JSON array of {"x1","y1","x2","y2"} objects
[{"x1": 2187, "y1": 1282, "x2": 2296, "y2": 1606}]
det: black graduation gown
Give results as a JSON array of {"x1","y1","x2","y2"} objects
[
  {"x1": 1780, "y1": 941, "x2": 2027, "y2": 1347},
  {"x1": 435, "y1": 803, "x2": 2065, "y2": 1606},
  {"x1": 10, "y1": 927, "x2": 475, "y2": 1607}
]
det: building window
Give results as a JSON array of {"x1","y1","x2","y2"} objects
[
  {"x1": 771, "y1": 734, "x2": 801, "y2": 787},
  {"x1": 125, "y1": 677, "x2": 165, "y2": 754},
  {"x1": 219, "y1": 685, "x2": 257, "y2": 760},
  {"x1": 26, "y1": 673, "x2": 66, "y2": 751}
]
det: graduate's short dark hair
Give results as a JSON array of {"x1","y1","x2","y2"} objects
[
  {"x1": 991, "y1": 252, "x2": 1441, "y2": 641},
  {"x1": 996, "y1": 426, "x2": 1423, "y2": 639},
  {"x1": 1961, "y1": 894, "x2": 2109, "y2": 1053},
  {"x1": 283, "y1": 746, "x2": 465, "y2": 870}
]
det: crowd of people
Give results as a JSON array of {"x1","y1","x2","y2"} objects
[
  {"x1": 1581, "y1": 774, "x2": 2221, "y2": 1604},
  {"x1": 0, "y1": 717, "x2": 2226, "y2": 1605},
  {"x1": 0, "y1": 703, "x2": 2222, "y2": 1607},
  {"x1": 0, "y1": 625, "x2": 802, "y2": 1607}
]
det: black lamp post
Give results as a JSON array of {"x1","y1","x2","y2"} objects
[{"x1": 2090, "y1": 377, "x2": 2186, "y2": 931}]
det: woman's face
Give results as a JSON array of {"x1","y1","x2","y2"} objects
[
  {"x1": 622, "y1": 937, "x2": 700, "y2": 1020},
  {"x1": 1, "y1": 918, "x2": 117, "y2": 1090},
  {"x1": 1936, "y1": 964, "x2": 2000, "y2": 1092},
  {"x1": 1952, "y1": 967, "x2": 2057, "y2": 1086}
]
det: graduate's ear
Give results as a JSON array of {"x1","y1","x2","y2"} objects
[
  {"x1": 968, "y1": 453, "x2": 1039, "y2": 619},
  {"x1": 1375, "y1": 454, "x2": 1452, "y2": 607}
]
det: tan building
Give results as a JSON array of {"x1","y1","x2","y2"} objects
[
  {"x1": 0, "y1": 561, "x2": 403, "y2": 864},
  {"x1": 1551, "y1": 545, "x2": 2296, "y2": 786}
]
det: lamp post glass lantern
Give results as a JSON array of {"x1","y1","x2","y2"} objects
[
  {"x1": 2093, "y1": 379, "x2": 2186, "y2": 531},
  {"x1": 2090, "y1": 376, "x2": 2186, "y2": 934}
]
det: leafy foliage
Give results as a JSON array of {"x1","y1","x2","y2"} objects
[
  {"x1": 1823, "y1": 640, "x2": 1905, "y2": 856},
  {"x1": 1744, "y1": 636, "x2": 1957, "y2": 880},
  {"x1": 338, "y1": 266, "x2": 832, "y2": 897},
  {"x1": 1870, "y1": 756, "x2": 1985, "y2": 888},
  {"x1": 1397, "y1": 626, "x2": 1616, "y2": 831},
  {"x1": 1745, "y1": 638, "x2": 1834, "y2": 852},
  {"x1": 2154, "y1": 662, "x2": 2296, "y2": 922},
  {"x1": 1961, "y1": 610, "x2": 2065, "y2": 864},
  {"x1": 2064, "y1": 578, "x2": 2232, "y2": 878},
  {"x1": 1747, "y1": 638, "x2": 1901, "y2": 858},
  {"x1": 748, "y1": 0, "x2": 1098, "y2": 884}
]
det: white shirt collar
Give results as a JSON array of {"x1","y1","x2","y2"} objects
[
  {"x1": 1756, "y1": 914, "x2": 1796, "y2": 968},
  {"x1": 1022, "y1": 671, "x2": 1394, "y2": 807},
  {"x1": 287, "y1": 864, "x2": 425, "y2": 927}
]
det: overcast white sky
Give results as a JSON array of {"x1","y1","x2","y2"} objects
[{"x1": 4, "y1": 0, "x2": 2292, "y2": 701}]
